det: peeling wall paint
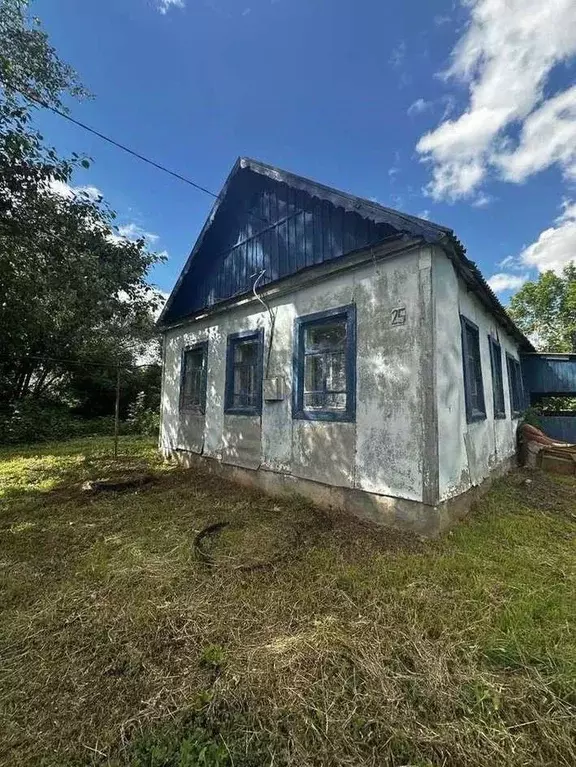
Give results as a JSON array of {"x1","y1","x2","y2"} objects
[
  {"x1": 434, "y1": 249, "x2": 521, "y2": 501},
  {"x1": 161, "y1": 245, "x2": 433, "y2": 504}
]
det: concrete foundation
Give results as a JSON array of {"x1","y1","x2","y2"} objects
[{"x1": 165, "y1": 448, "x2": 517, "y2": 538}]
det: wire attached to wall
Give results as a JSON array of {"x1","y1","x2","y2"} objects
[{"x1": 251, "y1": 270, "x2": 276, "y2": 377}]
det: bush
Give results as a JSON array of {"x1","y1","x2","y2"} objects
[
  {"x1": 126, "y1": 391, "x2": 160, "y2": 437},
  {"x1": 0, "y1": 399, "x2": 117, "y2": 445},
  {"x1": 522, "y1": 405, "x2": 542, "y2": 428}
]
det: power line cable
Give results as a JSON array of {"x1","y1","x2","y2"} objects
[
  {"x1": 7, "y1": 84, "x2": 220, "y2": 199},
  {"x1": 6, "y1": 83, "x2": 272, "y2": 225},
  {"x1": 1, "y1": 354, "x2": 160, "y2": 369}
]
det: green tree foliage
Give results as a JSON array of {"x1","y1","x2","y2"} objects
[
  {"x1": 508, "y1": 265, "x2": 576, "y2": 353},
  {"x1": 0, "y1": 0, "x2": 164, "y2": 413},
  {"x1": 0, "y1": 0, "x2": 85, "y2": 108}
]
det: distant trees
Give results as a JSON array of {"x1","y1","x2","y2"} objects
[
  {"x1": 508, "y1": 265, "x2": 576, "y2": 353},
  {"x1": 0, "y1": 0, "x2": 164, "y2": 437}
]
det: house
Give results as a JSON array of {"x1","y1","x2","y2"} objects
[{"x1": 157, "y1": 158, "x2": 534, "y2": 535}]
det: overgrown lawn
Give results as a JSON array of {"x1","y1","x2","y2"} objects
[{"x1": 0, "y1": 437, "x2": 574, "y2": 766}]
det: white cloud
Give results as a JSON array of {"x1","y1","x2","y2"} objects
[
  {"x1": 388, "y1": 149, "x2": 401, "y2": 180},
  {"x1": 440, "y1": 95, "x2": 456, "y2": 120},
  {"x1": 434, "y1": 14, "x2": 451, "y2": 26},
  {"x1": 418, "y1": 209, "x2": 431, "y2": 220},
  {"x1": 48, "y1": 179, "x2": 103, "y2": 202},
  {"x1": 471, "y1": 192, "x2": 493, "y2": 208},
  {"x1": 117, "y1": 222, "x2": 159, "y2": 244},
  {"x1": 416, "y1": 0, "x2": 576, "y2": 201},
  {"x1": 518, "y1": 201, "x2": 576, "y2": 274},
  {"x1": 389, "y1": 41, "x2": 406, "y2": 69},
  {"x1": 496, "y1": 85, "x2": 576, "y2": 183},
  {"x1": 157, "y1": 0, "x2": 185, "y2": 13},
  {"x1": 487, "y1": 272, "x2": 529, "y2": 293},
  {"x1": 407, "y1": 98, "x2": 431, "y2": 117},
  {"x1": 498, "y1": 254, "x2": 519, "y2": 270},
  {"x1": 47, "y1": 180, "x2": 162, "y2": 252}
]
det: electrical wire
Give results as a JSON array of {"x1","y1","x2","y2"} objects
[
  {"x1": 0, "y1": 354, "x2": 159, "y2": 370},
  {"x1": 250, "y1": 269, "x2": 277, "y2": 377},
  {"x1": 6, "y1": 84, "x2": 220, "y2": 199},
  {"x1": 4, "y1": 82, "x2": 275, "y2": 225}
]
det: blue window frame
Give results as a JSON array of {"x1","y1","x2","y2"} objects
[
  {"x1": 293, "y1": 304, "x2": 356, "y2": 422},
  {"x1": 180, "y1": 341, "x2": 208, "y2": 414},
  {"x1": 460, "y1": 315, "x2": 486, "y2": 423},
  {"x1": 488, "y1": 336, "x2": 506, "y2": 419},
  {"x1": 224, "y1": 329, "x2": 264, "y2": 415},
  {"x1": 506, "y1": 353, "x2": 524, "y2": 417}
]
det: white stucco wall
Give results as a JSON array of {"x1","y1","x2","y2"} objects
[
  {"x1": 433, "y1": 250, "x2": 522, "y2": 501},
  {"x1": 161, "y1": 244, "x2": 435, "y2": 503}
]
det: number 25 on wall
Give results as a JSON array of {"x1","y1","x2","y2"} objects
[{"x1": 391, "y1": 307, "x2": 407, "y2": 326}]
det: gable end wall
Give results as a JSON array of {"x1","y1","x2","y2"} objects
[{"x1": 161, "y1": 244, "x2": 437, "y2": 508}]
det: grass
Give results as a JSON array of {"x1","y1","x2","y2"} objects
[{"x1": 0, "y1": 436, "x2": 574, "y2": 767}]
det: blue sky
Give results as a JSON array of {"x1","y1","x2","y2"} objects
[{"x1": 35, "y1": 0, "x2": 576, "y2": 301}]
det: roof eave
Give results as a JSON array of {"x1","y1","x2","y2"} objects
[{"x1": 437, "y1": 233, "x2": 535, "y2": 353}]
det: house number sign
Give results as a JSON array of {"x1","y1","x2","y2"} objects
[{"x1": 391, "y1": 307, "x2": 407, "y2": 326}]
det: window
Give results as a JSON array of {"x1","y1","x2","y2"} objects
[
  {"x1": 180, "y1": 342, "x2": 208, "y2": 413},
  {"x1": 460, "y1": 316, "x2": 486, "y2": 423},
  {"x1": 224, "y1": 329, "x2": 264, "y2": 415},
  {"x1": 488, "y1": 336, "x2": 506, "y2": 419},
  {"x1": 506, "y1": 353, "x2": 524, "y2": 417},
  {"x1": 293, "y1": 305, "x2": 356, "y2": 422}
]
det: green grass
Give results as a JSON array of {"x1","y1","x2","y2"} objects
[{"x1": 0, "y1": 436, "x2": 574, "y2": 766}]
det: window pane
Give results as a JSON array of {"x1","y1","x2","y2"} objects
[
  {"x1": 510, "y1": 359, "x2": 522, "y2": 412},
  {"x1": 182, "y1": 348, "x2": 205, "y2": 410},
  {"x1": 304, "y1": 392, "x2": 324, "y2": 409},
  {"x1": 305, "y1": 321, "x2": 346, "y2": 351},
  {"x1": 326, "y1": 392, "x2": 346, "y2": 409},
  {"x1": 326, "y1": 352, "x2": 346, "y2": 391},
  {"x1": 234, "y1": 340, "x2": 257, "y2": 364},
  {"x1": 228, "y1": 337, "x2": 260, "y2": 411},
  {"x1": 490, "y1": 342, "x2": 505, "y2": 416},
  {"x1": 295, "y1": 308, "x2": 354, "y2": 420},
  {"x1": 462, "y1": 319, "x2": 485, "y2": 420},
  {"x1": 234, "y1": 364, "x2": 256, "y2": 407},
  {"x1": 304, "y1": 354, "x2": 324, "y2": 393}
]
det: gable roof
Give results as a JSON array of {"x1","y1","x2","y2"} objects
[{"x1": 158, "y1": 157, "x2": 534, "y2": 352}]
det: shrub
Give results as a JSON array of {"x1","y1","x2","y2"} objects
[
  {"x1": 0, "y1": 399, "x2": 117, "y2": 445},
  {"x1": 126, "y1": 391, "x2": 160, "y2": 437},
  {"x1": 522, "y1": 405, "x2": 542, "y2": 428}
]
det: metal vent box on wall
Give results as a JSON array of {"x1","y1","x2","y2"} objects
[{"x1": 263, "y1": 376, "x2": 285, "y2": 401}]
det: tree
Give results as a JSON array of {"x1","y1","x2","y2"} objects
[
  {"x1": 508, "y1": 265, "x2": 576, "y2": 352},
  {"x1": 0, "y1": 0, "x2": 164, "y2": 407},
  {"x1": 0, "y1": 0, "x2": 85, "y2": 108}
]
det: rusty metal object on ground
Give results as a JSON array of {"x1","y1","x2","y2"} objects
[{"x1": 519, "y1": 423, "x2": 576, "y2": 476}]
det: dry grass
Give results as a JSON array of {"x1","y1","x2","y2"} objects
[{"x1": 0, "y1": 436, "x2": 575, "y2": 767}]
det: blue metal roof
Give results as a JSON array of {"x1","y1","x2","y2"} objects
[{"x1": 158, "y1": 157, "x2": 534, "y2": 353}]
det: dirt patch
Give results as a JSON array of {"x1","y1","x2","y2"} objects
[{"x1": 510, "y1": 469, "x2": 576, "y2": 520}]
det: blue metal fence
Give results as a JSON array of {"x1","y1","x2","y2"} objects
[{"x1": 538, "y1": 416, "x2": 576, "y2": 444}]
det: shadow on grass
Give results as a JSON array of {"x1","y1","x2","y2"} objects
[{"x1": 0, "y1": 437, "x2": 575, "y2": 767}]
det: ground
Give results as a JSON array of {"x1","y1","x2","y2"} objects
[{"x1": 0, "y1": 437, "x2": 574, "y2": 767}]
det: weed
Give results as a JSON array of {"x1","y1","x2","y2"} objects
[{"x1": 0, "y1": 436, "x2": 574, "y2": 766}]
